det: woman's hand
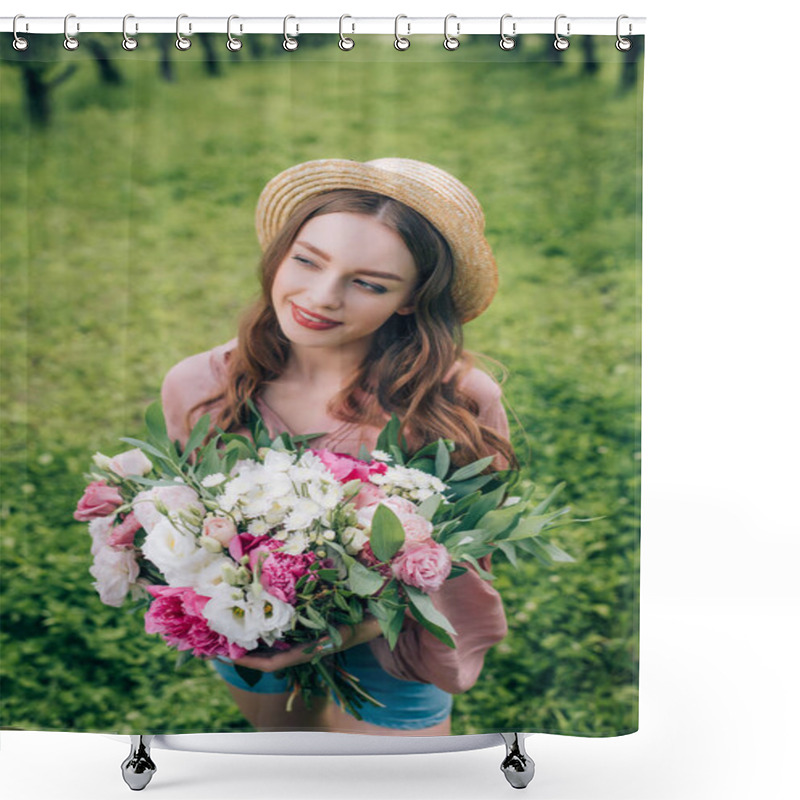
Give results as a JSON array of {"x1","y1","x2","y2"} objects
[{"x1": 231, "y1": 616, "x2": 383, "y2": 674}]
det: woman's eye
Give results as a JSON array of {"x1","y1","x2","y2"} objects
[
  {"x1": 355, "y1": 280, "x2": 387, "y2": 294},
  {"x1": 292, "y1": 255, "x2": 317, "y2": 268}
]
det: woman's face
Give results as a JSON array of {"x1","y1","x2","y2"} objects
[{"x1": 271, "y1": 211, "x2": 418, "y2": 355}]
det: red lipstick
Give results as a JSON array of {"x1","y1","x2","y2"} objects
[{"x1": 291, "y1": 302, "x2": 343, "y2": 330}]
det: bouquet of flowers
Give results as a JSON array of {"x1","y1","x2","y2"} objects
[{"x1": 75, "y1": 402, "x2": 574, "y2": 718}]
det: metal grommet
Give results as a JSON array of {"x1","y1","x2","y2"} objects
[
  {"x1": 122, "y1": 14, "x2": 138, "y2": 51},
  {"x1": 227, "y1": 15, "x2": 243, "y2": 51},
  {"x1": 12, "y1": 15, "x2": 29, "y2": 51},
  {"x1": 499, "y1": 14, "x2": 516, "y2": 50},
  {"x1": 553, "y1": 14, "x2": 570, "y2": 51},
  {"x1": 394, "y1": 15, "x2": 410, "y2": 50},
  {"x1": 443, "y1": 14, "x2": 460, "y2": 51},
  {"x1": 175, "y1": 14, "x2": 192, "y2": 50},
  {"x1": 64, "y1": 13, "x2": 79, "y2": 51},
  {"x1": 339, "y1": 14, "x2": 355, "y2": 50},
  {"x1": 283, "y1": 15, "x2": 299, "y2": 51},
  {"x1": 616, "y1": 15, "x2": 632, "y2": 51}
]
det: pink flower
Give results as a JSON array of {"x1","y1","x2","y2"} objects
[
  {"x1": 391, "y1": 540, "x2": 452, "y2": 593},
  {"x1": 74, "y1": 481, "x2": 123, "y2": 521},
  {"x1": 230, "y1": 534, "x2": 316, "y2": 605},
  {"x1": 107, "y1": 512, "x2": 142, "y2": 548},
  {"x1": 108, "y1": 448, "x2": 153, "y2": 478},
  {"x1": 400, "y1": 513, "x2": 434, "y2": 544},
  {"x1": 203, "y1": 516, "x2": 237, "y2": 547},
  {"x1": 351, "y1": 482, "x2": 388, "y2": 509},
  {"x1": 355, "y1": 496, "x2": 417, "y2": 529},
  {"x1": 144, "y1": 585, "x2": 247, "y2": 659},
  {"x1": 312, "y1": 449, "x2": 388, "y2": 482}
]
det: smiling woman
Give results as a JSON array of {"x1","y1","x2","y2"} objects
[{"x1": 158, "y1": 158, "x2": 519, "y2": 735}]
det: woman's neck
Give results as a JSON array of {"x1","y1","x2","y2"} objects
[{"x1": 283, "y1": 342, "x2": 367, "y2": 385}]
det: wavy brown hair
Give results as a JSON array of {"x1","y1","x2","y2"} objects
[{"x1": 189, "y1": 189, "x2": 517, "y2": 471}]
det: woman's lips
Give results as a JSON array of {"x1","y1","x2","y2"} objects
[{"x1": 291, "y1": 302, "x2": 343, "y2": 330}]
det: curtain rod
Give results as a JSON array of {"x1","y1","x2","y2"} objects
[{"x1": 1, "y1": 16, "x2": 646, "y2": 37}]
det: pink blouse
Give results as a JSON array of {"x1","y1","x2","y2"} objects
[{"x1": 160, "y1": 339, "x2": 510, "y2": 694}]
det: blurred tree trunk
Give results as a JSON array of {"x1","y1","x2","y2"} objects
[
  {"x1": 582, "y1": 36, "x2": 599, "y2": 75},
  {"x1": 620, "y1": 39, "x2": 643, "y2": 92},
  {"x1": 197, "y1": 34, "x2": 220, "y2": 76},
  {"x1": 86, "y1": 39, "x2": 123, "y2": 84},
  {"x1": 157, "y1": 35, "x2": 174, "y2": 83}
]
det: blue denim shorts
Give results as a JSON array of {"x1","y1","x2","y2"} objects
[{"x1": 212, "y1": 642, "x2": 453, "y2": 731}]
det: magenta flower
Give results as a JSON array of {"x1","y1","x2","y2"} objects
[
  {"x1": 230, "y1": 534, "x2": 316, "y2": 605},
  {"x1": 311, "y1": 449, "x2": 388, "y2": 483},
  {"x1": 144, "y1": 585, "x2": 247, "y2": 659},
  {"x1": 107, "y1": 512, "x2": 142, "y2": 548}
]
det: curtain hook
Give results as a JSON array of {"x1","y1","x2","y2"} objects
[
  {"x1": 12, "y1": 15, "x2": 29, "y2": 51},
  {"x1": 64, "y1": 13, "x2": 79, "y2": 51},
  {"x1": 616, "y1": 15, "x2": 632, "y2": 51},
  {"x1": 443, "y1": 14, "x2": 460, "y2": 51},
  {"x1": 339, "y1": 15, "x2": 355, "y2": 50},
  {"x1": 122, "y1": 15, "x2": 138, "y2": 51},
  {"x1": 394, "y1": 14, "x2": 410, "y2": 50},
  {"x1": 227, "y1": 15, "x2": 243, "y2": 51},
  {"x1": 175, "y1": 14, "x2": 192, "y2": 50},
  {"x1": 499, "y1": 14, "x2": 516, "y2": 50},
  {"x1": 283, "y1": 15, "x2": 299, "y2": 51},
  {"x1": 553, "y1": 14, "x2": 570, "y2": 51}
]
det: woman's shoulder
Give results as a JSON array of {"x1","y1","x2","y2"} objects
[
  {"x1": 446, "y1": 359, "x2": 503, "y2": 409},
  {"x1": 161, "y1": 338, "x2": 237, "y2": 439}
]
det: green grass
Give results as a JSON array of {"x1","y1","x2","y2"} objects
[{"x1": 1, "y1": 35, "x2": 642, "y2": 735}]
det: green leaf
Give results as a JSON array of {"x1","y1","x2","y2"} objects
[
  {"x1": 434, "y1": 439, "x2": 451, "y2": 479},
  {"x1": 369, "y1": 504, "x2": 406, "y2": 562},
  {"x1": 449, "y1": 455, "x2": 495, "y2": 483},
  {"x1": 462, "y1": 484, "x2": 507, "y2": 529},
  {"x1": 495, "y1": 540, "x2": 519, "y2": 568},
  {"x1": 405, "y1": 587, "x2": 456, "y2": 649},
  {"x1": 145, "y1": 402, "x2": 169, "y2": 446},
  {"x1": 234, "y1": 664, "x2": 266, "y2": 688},
  {"x1": 368, "y1": 600, "x2": 406, "y2": 650},
  {"x1": 174, "y1": 649, "x2": 194, "y2": 669},
  {"x1": 531, "y1": 482, "x2": 567, "y2": 515},
  {"x1": 180, "y1": 413, "x2": 211, "y2": 463},
  {"x1": 445, "y1": 473, "x2": 494, "y2": 499},
  {"x1": 346, "y1": 559, "x2": 385, "y2": 597},
  {"x1": 119, "y1": 437, "x2": 172, "y2": 464},
  {"x1": 416, "y1": 493, "x2": 443, "y2": 521}
]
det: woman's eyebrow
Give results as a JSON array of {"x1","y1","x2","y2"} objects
[{"x1": 295, "y1": 240, "x2": 404, "y2": 281}]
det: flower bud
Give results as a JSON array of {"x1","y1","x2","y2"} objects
[{"x1": 199, "y1": 536, "x2": 223, "y2": 553}]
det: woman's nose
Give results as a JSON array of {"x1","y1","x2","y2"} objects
[{"x1": 309, "y1": 276, "x2": 344, "y2": 309}]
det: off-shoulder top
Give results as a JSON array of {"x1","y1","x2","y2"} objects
[{"x1": 160, "y1": 339, "x2": 510, "y2": 694}]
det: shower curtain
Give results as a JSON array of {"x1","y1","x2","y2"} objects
[{"x1": 0, "y1": 29, "x2": 642, "y2": 740}]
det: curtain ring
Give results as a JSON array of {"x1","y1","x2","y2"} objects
[
  {"x1": 122, "y1": 15, "x2": 138, "y2": 51},
  {"x1": 283, "y1": 15, "x2": 299, "y2": 51},
  {"x1": 553, "y1": 14, "x2": 570, "y2": 51},
  {"x1": 64, "y1": 14, "x2": 79, "y2": 51},
  {"x1": 616, "y1": 15, "x2": 632, "y2": 51},
  {"x1": 338, "y1": 15, "x2": 355, "y2": 50},
  {"x1": 12, "y1": 15, "x2": 29, "y2": 51},
  {"x1": 394, "y1": 15, "x2": 410, "y2": 50},
  {"x1": 175, "y1": 14, "x2": 192, "y2": 50},
  {"x1": 443, "y1": 14, "x2": 460, "y2": 51},
  {"x1": 499, "y1": 14, "x2": 516, "y2": 50},
  {"x1": 227, "y1": 15, "x2": 243, "y2": 51}
]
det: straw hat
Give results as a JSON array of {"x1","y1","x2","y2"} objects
[{"x1": 255, "y1": 158, "x2": 498, "y2": 323}]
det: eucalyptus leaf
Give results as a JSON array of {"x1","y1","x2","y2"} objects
[
  {"x1": 449, "y1": 455, "x2": 495, "y2": 482},
  {"x1": 434, "y1": 439, "x2": 451, "y2": 479},
  {"x1": 180, "y1": 413, "x2": 211, "y2": 464},
  {"x1": 405, "y1": 588, "x2": 456, "y2": 649},
  {"x1": 347, "y1": 559, "x2": 385, "y2": 597},
  {"x1": 145, "y1": 402, "x2": 169, "y2": 446}
]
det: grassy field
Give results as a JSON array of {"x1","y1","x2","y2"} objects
[{"x1": 1, "y1": 35, "x2": 642, "y2": 735}]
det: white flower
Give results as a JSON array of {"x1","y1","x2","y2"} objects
[
  {"x1": 92, "y1": 452, "x2": 113, "y2": 470},
  {"x1": 369, "y1": 465, "x2": 447, "y2": 502},
  {"x1": 341, "y1": 525, "x2": 369, "y2": 555},
  {"x1": 90, "y1": 546, "x2": 140, "y2": 607},
  {"x1": 502, "y1": 496, "x2": 522, "y2": 507},
  {"x1": 201, "y1": 473, "x2": 227, "y2": 488},
  {"x1": 88, "y1": 515, "x2": 114, "y2": 556},
  {"x1": 133, "y1": 485, "x2": 204, "y2": 534},
  {"x1": 141, "y1": 518, "x2": 206, "y2": 583},
  {"x1": 370, "y1": 449, "x2": 391, "y2": 462},
  {"x1": 202, "y1": 584, "x2": 295, "y2": 649},
  {"x1": 284, "y1": 497, "x2": 324, "y2": 532}
]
